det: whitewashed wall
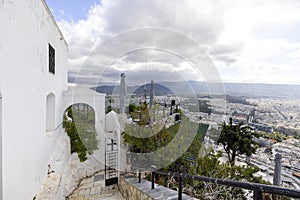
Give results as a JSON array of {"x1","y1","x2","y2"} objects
[{"x1": 0, "y1": 0, "x2": 68, "y2": 199}]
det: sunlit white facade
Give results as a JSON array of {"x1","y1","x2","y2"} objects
[{"x1": 0, "y1": 0, "x2": 69, "y2": 199}]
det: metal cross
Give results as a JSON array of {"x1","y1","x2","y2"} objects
[{"x1": 107, "y1": 139, "x2": 117, "y2": 151}]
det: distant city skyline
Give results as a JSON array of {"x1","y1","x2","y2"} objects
[{"x1": 46, "y1": 0, "x2": 300, "y2": 85}]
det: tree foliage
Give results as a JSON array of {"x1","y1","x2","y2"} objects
[
  {"x1": 163, "y1": 122, "x2": 208, "y2": 174},
  {"x1": 128, "y1": 102, "x2": 151, "y2": 125},
  {"x1": 63, "y1": 104, "x2": 98, "y2": 162},
  {"x1": 184, "y1": 151, "x2": 269, "y2": 199},
  {"x1": 123, "y1": 103, "x2": 208, "y2": 170},
  {"x1": 122, "y1": 123, "x2": 173, "y2": 154},
  {"x1": 149, "y1": 149, "x2": 270, "y2": 199},
  {"x1": 217, "y1": 117, "x2": 259, "y2": 166}
]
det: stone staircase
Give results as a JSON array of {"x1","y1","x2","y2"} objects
[{"x1": 68, "y1": 172, "x2": 125, "y2": 200}]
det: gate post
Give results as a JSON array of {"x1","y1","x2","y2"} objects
[{"x1": 254, "y1": 189, "x2": 263, "y2": 200}]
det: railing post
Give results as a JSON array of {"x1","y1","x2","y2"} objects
[
  {"x1": 178, "y1": 174, "x2": 183, "y2": 200},
  {"x1": 254, "y1": 189, "x2": 263, "y2": 200},
  {"x1": 151, "y1": 171, "x2": 300, "y2": 199},
  {"x1": 138, "y1": 170, "x2": 141, "y2": 183},
  {"x1": 152, "y1": 172, "x2": 155, "y2": 189}
]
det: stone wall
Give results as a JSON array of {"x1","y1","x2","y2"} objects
[
  {"x1": 119, "y1": 175, "x2": 153, "y2": 200},
  {"x1": 119, "y1": 174, "x2": 198, "y2": 200},
  {"x1": 35, "y1": 129, "x2": 105, "y2": 199}
]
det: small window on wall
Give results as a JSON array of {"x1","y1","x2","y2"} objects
[{"x1": 48, "y1": 43, "x2": 55, "y2": 74}]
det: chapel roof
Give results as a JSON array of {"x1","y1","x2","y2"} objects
[{"x1": 41, "y1": 0, "x2": 68, "y2": 47}]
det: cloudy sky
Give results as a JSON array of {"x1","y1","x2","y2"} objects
[{"x1": 46, "y1": 0, "x2": 300, "y2": 86}]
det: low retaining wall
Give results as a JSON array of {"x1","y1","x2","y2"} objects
[{"x1": 119, "y1": 174, "x2": 197, "y2": 200}]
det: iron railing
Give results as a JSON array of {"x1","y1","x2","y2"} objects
[{"x1": 149, "y1": 170, "x2": 300, "y2": 200}]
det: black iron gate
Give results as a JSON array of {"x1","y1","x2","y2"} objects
[{"x1": 105, "y1": 138, "x2": 118, "y2": 186}]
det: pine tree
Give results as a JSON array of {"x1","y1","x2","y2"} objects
[{"x1": 217, "y1": 117, "x2": 258, "y2": 166}]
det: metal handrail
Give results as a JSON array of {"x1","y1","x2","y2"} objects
[{"x1": 150, "y1": 170, "x2": 300, "y2": 200}]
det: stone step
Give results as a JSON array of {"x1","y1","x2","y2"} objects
[
  {"x1": 69, "y1": 180, "x2": 124, "y2": 200},
  {"x1": 94, "y1": 190, "x2": 125, "y2": 200}
]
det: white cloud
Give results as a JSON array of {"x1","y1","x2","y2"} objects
[
  {"x1": 214, "y1": 38, "x2": 300, "y2": 84},
  {"x1": 56, "y1": 0, "x2": 300, "y2": 85}
]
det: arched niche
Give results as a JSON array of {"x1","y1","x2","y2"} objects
[{"x1": 46, "y1": 92, "x2": 55, "y2": 132}]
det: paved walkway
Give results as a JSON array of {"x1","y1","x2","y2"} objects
[{"x1": 68, "y1": 171, "x2": 124, "y2": 200}]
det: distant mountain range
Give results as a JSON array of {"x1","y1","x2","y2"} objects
[
  {"x1": 92, "y1": 83, "x2": 174, "y2": 96},
  {"x1": 92, "y1": 81, "x2": 300, "y2": 98}
]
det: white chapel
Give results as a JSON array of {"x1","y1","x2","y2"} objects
[{"x1": 0, "y1": 1, "x2": 124, "y2": 199}]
